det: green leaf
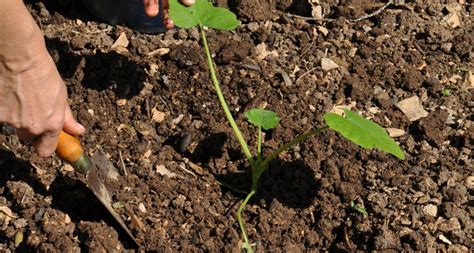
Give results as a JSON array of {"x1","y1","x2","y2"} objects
[
  {"x1": 169, "y1": 0, "x2": 239, "y2": 30},
  {"x1": 323, "y1": 109, "x2": 405, "y2": 160},
  {"x1": 350, "y1": 201, "x2": 368, "y2": 215},
  {"x1": 245, "y1": 109, "x2": 280, "y2": 130},
  {"x1": 112, "y1": 201, "x2": 124, "y2": 209}
]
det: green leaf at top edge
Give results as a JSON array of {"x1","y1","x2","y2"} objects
[
  {"x1": 169, "y1": 0, "x2": 240, "y2": 30},
  {"x1": 245, "y1": 109, "x2": 280, "y2": 130},
  {"x1": 323, "y1": 109, "x2": 405, "y2": 160}
]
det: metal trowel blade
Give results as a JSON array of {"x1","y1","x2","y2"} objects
[{"x1": 85, "y1": 159, "x2": 138, "y2": 245}]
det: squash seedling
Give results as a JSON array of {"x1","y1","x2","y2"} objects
[{"x1": 169, "y1": 1, "x2": 405, "y2": 252}]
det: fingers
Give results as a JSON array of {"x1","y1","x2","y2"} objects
[
  {"x1": 31, "y1": 131, "x2": 61, "y2": 157},
  {"x1": 144, "y1": 0, "x2": 159, "y2": 17},
  {"x1": 62, "y1": 105, "x2": 85, "y2": 136}
]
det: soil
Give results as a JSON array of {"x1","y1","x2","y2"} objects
[{"x1": 1, "y1": 0, "x2": 473, "y2": 252}]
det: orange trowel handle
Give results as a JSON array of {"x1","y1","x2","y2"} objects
[{"x1": 56, "y1": 131, "x2": 92, "y2": 174}]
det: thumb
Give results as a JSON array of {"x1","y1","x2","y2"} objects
[{"x1": 62, "y1": 105, "x2": 86, "y2": 136}]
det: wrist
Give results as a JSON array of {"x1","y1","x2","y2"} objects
[{"x1": 0, "y1": 3, "x2": 49, "y2": 76}]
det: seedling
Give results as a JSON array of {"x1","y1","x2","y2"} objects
[
  {"x1": 349, "y1": 201, "x2": 368, "y2": 215},
  {"x1": 442, "y1": 87, "x2": 451, "y2": 96},
  {"x1": 169, "y1": 1, "x2": 404, "y2": 252}
]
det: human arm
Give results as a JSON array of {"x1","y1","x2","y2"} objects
[{"x1": 0, "y1": 0, "x2": 85, "y2": 157}]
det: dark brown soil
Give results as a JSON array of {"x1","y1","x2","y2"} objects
[{"x1": 1, "y1": 0, "x2": 472, "y2": 252}]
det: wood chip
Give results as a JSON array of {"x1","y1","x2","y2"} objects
[
  {"x1": 386, "y1": 128, "x2": 405, "y2": 137},
  {"x1": 438, "y1": 234, "x2": 452, "y2": 245},
  {"x1": 131, "y1": 214, "x2": 146, "y2": 232},
  {"x1": 254, "y1": 43, "x2": 279, "y2": 61},
  {"x1": 156, "y1": 165, "x2": 180, "y2": 178},
  {"x1": 468, "y1": 71, "x2": 474, "y2": 88},
  {"x1": 187, "y1": 161, "x2": 203, "y2": 176},
  {"x1": 396, "y1": 96, "x2": 428, "y2": 121},
  {"x1": 148, "y1": 48, "x2": 170, "y2": 57},
  {"x1": 321, "y1": 58, "x2": 339, "y2": 71},
  {"x1": 317, "y1": 26, "x2": 329, "y2": 36}
]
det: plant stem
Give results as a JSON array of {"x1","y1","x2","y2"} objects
[
  {"x1": 257, "y1": 126, "x2": 262, "y2": 161},
  {"x1": 199, "y1": 25, "x2": 255, "y2": 168},
  {"x1": 237, "y1": 190, "x2": 256, "y2": 253},
  {"x1": 256, "y1": 126, "x2": 329, "y2": 179}
]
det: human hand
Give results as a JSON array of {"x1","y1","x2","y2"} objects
[
  {"x1": 1, "y1": 0, "x2": 85, "y2": 158},
  {"x1": 143, "y1": 0, "x2": 195, "y2": 29},
  {"x1": 0, "y1": 38, "x2": 85, "y2": 157}
]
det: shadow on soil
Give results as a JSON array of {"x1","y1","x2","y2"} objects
[
  {"x1": 45, "y1": 38, "x2": 147, "y2": 99},
  {"x1": 0, "y1": 148, "x2": 135, "y2": 248},
  {"x1": 26, "y1": 0, "x2": 95, "y2": 23},
  {"x1": 216, "y1": 158, "x2": 318, "y2": 209}
]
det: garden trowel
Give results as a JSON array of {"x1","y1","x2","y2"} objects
[{"x1": 55, "y1": 131, "x2": 137, "y2": 245}]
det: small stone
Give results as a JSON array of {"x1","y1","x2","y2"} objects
[
  {"x1": 173, "y1": 195, "x2": 187, "y2": 208},
  {"x1": 151, "y1": 108, "x2": 167, "y2": 123},
  {"x1": 138, "y1": 203, "x2": 147, "y2": 213},
  {"x1": 156, "y1": 165, "x2": 180, "y2": 178},
  {"x1": 438, "y1": 234, "x2": 452, "y2": 245},
  {"x1": 396, "y1": 96, "x2": 429, "y2": 121},
  {"x1": 441, "y1": 43, "x2": 452, "y2": 53},
  {"x1": 247, "y1": 22, "x2": 259, "y2": 32},
  {"x1": 317, "y1": 26, "x2": 329, "y2": 36},
  {"x1": 148, "y1": 48, "x2": 170, "y2": 57},
  {"x1": 439, "y1": 218, "x2": 461, "y2": 232},
  {"x1": 423, "y1": 204, "x2": 438, "y2": 217},
  {"x1": 321, "y1": 58, "x2": 339, "y2": 71},
  {"x1": 111, "y1": 32, "x2": 129, "y2": 49},
  {"x1": 311, "y1": 5, "x2": 323, "y2": 19},
  {"x1": 465, "y1": 176, "x2": 474, "y2": 189},
  {"x1": 386, "y1": 128, "x2": 405, "y2": 137},
  {"x1": 62, "y1": 164, "x2": 75, "y2": 173},
  {"x1": 254, "y1": 43, "x2": 279, "y2": 61},
  {"x1": 64, "y1": 214, "x2": 71, "y2": 224},
  {"x1": 444, "y1": 13, "x2": 460, "y2": 28},
  {"x1": 13, "y1": 218, "x2": 27, "y2": 229},
  {"x1": 116, "y1": 99, "x2": 127, "y2": 107},
  {"x1": 87, "y1": 108, "x2": 95, "y2": 116}
]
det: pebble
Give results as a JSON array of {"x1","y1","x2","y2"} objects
[
  {"x1": 138, "y1": 203, "x2": 147, "y2": 213},
  {"x1": 13, "y1": 218, "x2": 27, "y2": 229},
  {"x1": 386, "y1": 128, "x2": 405, "y2": 137},
  {"x1": 423, "y1": 204, "x2": 438, "y2": 217},
  {"x1": 465, "y1": 176, "x2": 474, "y2": 189},
  {"x1": 247, "y1": 22, "x2": 259, "y2": 32},
  {"x1": 438, "y1": 234, "x2": 452, "y2": 245},
  {"x1": 173, "y1": 195, "x2": 187, "y2": 208},
  {"x1": 396, "y1": 96, "x2": 429, "y2": 121},
  {"x1": 321, "y1": 58, "x2": 339, "y2": 71},
  {"x1": 441, "y1": 43, "x2": 453, "y2": 53},
  {"x1": 439, "y1": 218, "x2": 461, "y2": 232}
]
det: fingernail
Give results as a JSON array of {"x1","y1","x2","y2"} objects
[{"x1": 77, "y1": 123, "x2": 86, "y2": 132}]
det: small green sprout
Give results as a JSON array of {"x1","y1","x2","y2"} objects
[
  {"x1": 169, "y1": 2, "x2": 404, "y2": 252},
  {"x1": 442, "y1": 88, "x2": 451, "y2": 96},
  {"x1": 350, "y1": 201, "x2": 368, "y2": 215},
  {"x1": 112, "y1": 201, "x2": 124, "y2": 209}
]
